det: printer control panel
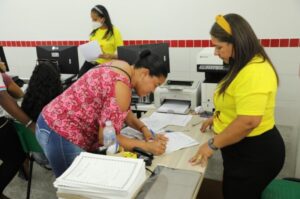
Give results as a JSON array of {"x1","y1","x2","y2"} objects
[
  {"x1": 197, "y1": 64, "x2": 229, "y2": 72},
  {"x1": 163, "y1": 80, "x2": 194, "y2": 90}
]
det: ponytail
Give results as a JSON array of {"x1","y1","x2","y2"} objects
[{"x1": 134, "y1": 49, "x2": 168, "y2": 78}]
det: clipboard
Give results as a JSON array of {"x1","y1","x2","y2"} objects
[{"x1": 136, "y1": 165, "x2": 202, "y2": 199}]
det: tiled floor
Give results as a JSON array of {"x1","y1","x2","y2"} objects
[
  {"x1": 3, "y1": 161, "x2": 223, "y2": 199},
  {"x1": 3, "y1": 162, "x2": 57, "y2": 199}
]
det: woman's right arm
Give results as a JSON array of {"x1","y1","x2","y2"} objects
[
  {"x1": 200, "y1": 117, "x2": 213, "y2": 132},
  {"x1": 113, "y1": 71, "x2": 166, "y2": 155},
  {"x1": 117, "y1": 134, "x2": 166, "y2": 155}
]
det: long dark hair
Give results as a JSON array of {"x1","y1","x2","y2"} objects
[
  {"x1": 21, "y1": 61, "x2": 63, "y2": 122},
  {"x1": 134, "y1": 49, "x2": 169, "y2": 78},
  {"x1": 210, "y1": 13, "x2": 279, "y2": 95},
  {"x1": 90, "y1": 5, "x2": 114, "y2": 40}
]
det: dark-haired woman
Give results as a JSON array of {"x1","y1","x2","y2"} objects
[
  {"x1": 21, "y1": 61, "x2": 63, "y2": 123},
  {"x1": 190, "y1": 14, "x2": 285, "y2": 199},
  {"x1": 36, "y1": 50, "x2": 168, "y2": 177},
  {"x1": 78, "y1": 4, "x2": 123, "y2": 77},
  {"x1": 21, "y1": 61, "x2": 63, "y2": 167}
]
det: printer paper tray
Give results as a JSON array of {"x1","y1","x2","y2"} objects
[{"x1": 157, "y1": 100, "x2": 190, "y2": 115}]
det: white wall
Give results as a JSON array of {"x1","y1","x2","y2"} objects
[
  {"x1": 1, "y1": 0, "x2": 300, "y2": 179},
  {"x1": 1, "y1": 0, "x2": 300, "y2": 78}
]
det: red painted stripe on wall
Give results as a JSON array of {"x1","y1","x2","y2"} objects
[{"x1": 0, "y1": 39, "x2": 299, "y2": 48}]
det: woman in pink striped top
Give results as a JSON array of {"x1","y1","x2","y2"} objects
[{"x1": 35, "y1": 50, "x2": 168, "y2": 177}]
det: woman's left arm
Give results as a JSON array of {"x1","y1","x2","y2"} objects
[
  {"x1": 190, "y1": 115, "x2": 262, "y2": 166},
  {"x1": 1, "y1": 73, "x2": 24, "y2": 99},
  {"x1": 213, "y1": 115, "x2": 262, "y2": 148},
  {"x1": 125, "y1": 111, "x2": 153, "y2": 141}
]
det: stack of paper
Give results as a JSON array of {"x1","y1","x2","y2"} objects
[{"x1": 54, "y1": 152, "x2": 146, "y2": 199}]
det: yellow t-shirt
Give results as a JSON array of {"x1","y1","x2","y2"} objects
[
  {"x1": 90, "y1": 26, "x2": 123, "y2": 64},
  {"x1": 213, "y1": 55, "x2": 278, "y2": 137}
]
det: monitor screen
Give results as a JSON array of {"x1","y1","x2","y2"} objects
[
  {"x1": 36, "y1": 46, "x2": 79, "y2": 74},
  {"x1": 0, "y1": 46, "x2": 9, "y2": 71},
  {"x1": 117, "y1": 43, "x2": 170, "y2": 73}
]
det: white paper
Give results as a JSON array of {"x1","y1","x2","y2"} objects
[
  {"x1": 78, "y1": 40, "x2": 102, "y2": 62},
  {"x1": 141, "y1": 117, "x2": 167, "y2": 132},
  {"x1": 121, "y1": 126, "x2": 144, "y2": 140},
  {"x1": 162, "y1": 132, "x2": 199, "y2": 154},
  {"x1": 149, "y1": 112, "x2": 192, "y2": 127},
  {"x1": 157, "y1": 100, "x2": 190, "y2": 114},
  {"x1": 121, "y1": 127, "x2": 198, "y2": 154}
]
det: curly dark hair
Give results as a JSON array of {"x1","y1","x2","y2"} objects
[{"x1": 21, "y1": 61, "x2": 63, "y2": 122}]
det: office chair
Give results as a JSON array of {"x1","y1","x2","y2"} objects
[
  {"x1": 13, "y1": 121, "x2": 44, "y2": 199},
  {"x1": 262, "y1": 178, "x2": 300, "y2": 199}
]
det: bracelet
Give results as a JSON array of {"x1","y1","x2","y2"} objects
[
  {"x1": 208, "y1": 138, "x2": 219, "y2": 151},
  {"x1": 139, "y1": 125, "x2": 147, "y2": 132},
  {"x1": 25, "y1": 120, "x2": 33, "y2": 128}
]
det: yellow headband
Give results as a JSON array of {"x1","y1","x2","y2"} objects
[{"x1": 215, "y1": 15, "x2": 232, "y2": 35}]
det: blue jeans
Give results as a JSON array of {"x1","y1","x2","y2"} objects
[{"x1": 35, "y1": 114, "x2": 84, "y2": 177}]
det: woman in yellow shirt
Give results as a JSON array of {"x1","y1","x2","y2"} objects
[
  {"x1": 78, "y1": 5, "x2": 124, "y2": 77},
  {"x1": 190, "y1": 14, "x2": 285, "y2": 199}
]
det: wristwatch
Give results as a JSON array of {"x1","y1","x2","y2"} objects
[{"x1": 208, "y1": 138, "x2": 219, "y2": 151}]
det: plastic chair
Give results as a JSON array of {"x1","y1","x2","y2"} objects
[
  {"x1": 262, "y1": 178, "x2": 300, "y2": 199},
  {"x1": 13, "y1": 121, "x2": 44, "y2": 199}
]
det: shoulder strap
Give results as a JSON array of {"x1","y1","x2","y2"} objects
[{"x1": 110, "y1": 66, "x2": 131, "y2": 83}]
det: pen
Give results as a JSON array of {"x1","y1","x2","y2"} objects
[
  {"x1": 149, "y1": 129, "x2": 156, "y2": 139},
  {"x1": 115, "y1": 141, "x2": 119, "y2": 153}
]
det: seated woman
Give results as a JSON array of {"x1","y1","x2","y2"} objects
[
  {"x1": 21, "y1": 61, "x2": 63, "y2": 167},
  {"x1": 0, "y1": 62, "x2": 34, "y2": 199}
]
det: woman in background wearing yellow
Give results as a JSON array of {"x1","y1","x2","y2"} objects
[{"x1": 78, "y1": 5, "x2": 123, "y2": 77}]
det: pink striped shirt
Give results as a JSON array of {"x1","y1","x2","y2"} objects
[{"x1": 42, "y1": 63, "x2": 131, "y2": 151}]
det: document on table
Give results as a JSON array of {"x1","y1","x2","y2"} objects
[
  {"x1": 163, "y1": 132, "x2": 199, "y2": 154},
  {"x1": 78, "y1": 40, "x2": 102, "y2": 62},
  {"x1": 121, "y1": 127, "x2": 198, "y2": 154},
  {"x1": 141, "y1": 117, "x2": 167, "y2": 132}
]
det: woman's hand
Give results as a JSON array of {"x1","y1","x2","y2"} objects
[
  {"x1": 200, "y1": 117, "x2": 213, "y2": 133},
  {"x1": 146, "y1": 139, "x2": 167, "y2": 155},
  {"x1": 189, "y1": 142, "x2": 213, "y2": 166},
  {"x1": 99, "y1": 53, "x2": 113, "y2": 59},
  {"x1": 142, "y1": 130, "x2": 153, "y2": 142},
  {"x1": 155, "y1": 133, "x2": 168, "y2": 142}
]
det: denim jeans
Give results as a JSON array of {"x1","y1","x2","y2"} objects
[{"x1": 35, "y1": 114, "x2": 84, "y2": 177}]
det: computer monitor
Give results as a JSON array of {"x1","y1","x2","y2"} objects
[
  {"x1": 0, "y1": 46, "x2": 9, "y2": 71},
  {"x1": 117, "y1": 43, "x2": 170, "y2": 73},
  {"x1": 36, "y1": 46, "x2": 79, "y2": 74}
]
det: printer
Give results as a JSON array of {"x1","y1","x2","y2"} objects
[
  {"x1": 154, "y1": 79, "x2": 201, "y2": 114},
  {"x1": 196, "y1": 48, "x2": 229, "y2": 113}
]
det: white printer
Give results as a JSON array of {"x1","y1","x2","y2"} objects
[
  {"x1": 154, "y1": 80, "x2": 201, "y2": 114},
  {"x1": 196, "y1": 48, "x2": 229, "y2": 113}
]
